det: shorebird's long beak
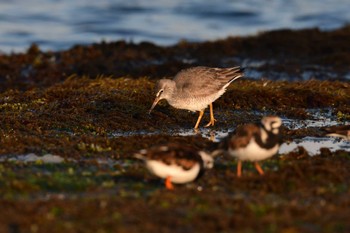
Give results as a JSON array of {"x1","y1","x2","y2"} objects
[{"x1": 148, "y1": 96, "x2": 160, "y2": 114}]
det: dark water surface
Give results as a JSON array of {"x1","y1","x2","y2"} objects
[{"x1": 1, "y1": 0, "x2": 350, "y2": 53}]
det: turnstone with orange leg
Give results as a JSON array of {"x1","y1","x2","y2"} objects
[
  {"x1": 134, "y1": 143, "x2": 214, "y2": 190},
  {"x1": 323, "y1": 125, "x2": 350, "y2": 140},
  {"x1": 220, "y1": 116, "x2": 283, "y2": 177},
  {"x1": 149, "y1": 66, "x2": 244, "y2": 129}
]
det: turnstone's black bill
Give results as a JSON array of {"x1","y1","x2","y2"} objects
[
  {"x1": 220, "y1": 116, "x2": 283, "y2": 177},
  {"x1": 323, "y1": 125, "x2": 350, "y2": 140},
  {"x1": 134, "y1": 143, "x2": 214, "y2": 190},
  {"x1": 149, "y1": 66, "x2": 244, "y2": 129}
]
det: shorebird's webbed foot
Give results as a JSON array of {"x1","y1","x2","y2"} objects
[
  {"x1": 204, "y1": 103, "x2": 216, "y2": 127},
  {"x1": 204, "y1": 118, "x2": 216, "y2": 127}
]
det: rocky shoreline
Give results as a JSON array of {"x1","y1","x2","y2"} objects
[{"x1": 0, "y1": 26, "x2": 349, "y2": 233}]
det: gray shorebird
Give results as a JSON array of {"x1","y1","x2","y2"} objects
[
  {"x1": 149, "y1": 66, "x2": 244, "y2": 129},
  {"x1": 220, "y1": 116, "x2": 283, "y2": 177},
  {"x1": 134, "y1": 143, "x2": 214, "y2": 190}
]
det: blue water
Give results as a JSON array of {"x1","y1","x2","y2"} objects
[{"x1": 0, "y1": 0, "x2": 349, "y2": 53}]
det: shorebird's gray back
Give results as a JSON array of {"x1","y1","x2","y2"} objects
[{"x1": 173, "y1": 66, "x2": 243, "y2": 97}]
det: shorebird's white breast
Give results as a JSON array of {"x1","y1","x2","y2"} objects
[
  {"x1": 145, "y1": 160, "x2": 201, "y2": 183},
  {"x1": 228, "y1": 139, "x2": 279, "y2": 162}
]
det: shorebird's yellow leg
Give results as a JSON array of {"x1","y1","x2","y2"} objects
[
  {"x1": 237, "y1": 160, "x2": 242, "y2": 177},
  {"x1": 205, "y1": 103, "x2": 216, "y2": 127},
  {"x1": 165, "y1": 176, "x2": 174, "y2": 190},
  {"x1": 194, "y1": 110, "x2": 205, "y2": 129},
  {"x1": 254, "y1": 162, "x2": 265, "y2": 175}
]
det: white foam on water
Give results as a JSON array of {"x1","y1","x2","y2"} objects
[{"x1": 280, "y1": 136, "x2": 350, "y2": 155}]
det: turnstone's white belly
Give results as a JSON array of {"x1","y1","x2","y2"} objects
[
  {"x1": 146, "y1": 160, "x2": 200, "y2": 184},
  {"x1": 229, "y1": 140, "x2": 279, "y2": 162}
]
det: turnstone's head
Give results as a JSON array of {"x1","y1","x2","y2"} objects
[
  {"x1": 198, "y1": 151, "x2": 214, "y2": 169},
  {"x1": 261, "y1": 116, "x2": 282, "y2": 135}
]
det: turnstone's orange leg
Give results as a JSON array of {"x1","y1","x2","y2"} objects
[
  {"x1": 205, "y1": 103, "x2": 216, "y2": 127},
  {"x1": 237, "y1": 160, "x2": 242, "y2": 177},
  {"x1": 194, "y1": 110, "x2": 205, "y2": 129},
  {"x1": 165, "y1": 176, "x2": 174, "y2": 190},
  {"x1": 254, "y1": 162, "x2": 265, "y2": 175}
]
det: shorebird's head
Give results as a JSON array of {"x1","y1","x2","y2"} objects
[
  {"x1": 149, "y1": 79, "x2": 175, "y2": 114},
  {"x1": 261, "y1": 116, "x2": 282, "y2": 135},
  {"x1": 198, "y1": 151, "x2": 214, "y2": 169}
]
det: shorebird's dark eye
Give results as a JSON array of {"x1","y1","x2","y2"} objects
[{"x1": 157, "y1": 89, "x2": 163, "y2": 97}]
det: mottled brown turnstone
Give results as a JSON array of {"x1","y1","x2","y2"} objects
[
  {"x1": 220, "y1": 116, "x2": 283, "y2": 177},
  {"x1": 134, "y1": 143, "x2": 214, "y2": 190}
]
